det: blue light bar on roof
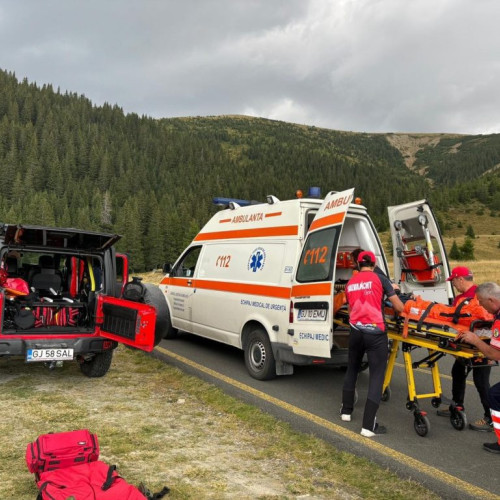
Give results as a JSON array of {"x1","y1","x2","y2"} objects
[
  {"x1": 213, "y1": 197, "x2": 253, "y2": 207},
  {"x1": 308, "y1": 187, "x2": 321, "y2": 198}
]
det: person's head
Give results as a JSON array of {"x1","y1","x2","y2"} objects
[
  {"x1": 357, "y1": 250, "x2": 376, "y2": 270},
  {"x1": 350, "y1": 248, "x2": 363, "y2": 262},
  {"x1": 446, "y1": 266, "x2": 474, "y2": 293},
  {"x1": 476, "y1": 282, "x2": 500, "y2": 314},
  {"x1": 351, "y1": 248, "x2": 373, "y2": 270}
]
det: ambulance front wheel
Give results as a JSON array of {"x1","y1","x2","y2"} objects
[
  {"x1": 162, "y1": 306, "x2": 178, "y2": 340},
  {"x1": 244, "y1": 328, "x2": 276, "y2": 381}
]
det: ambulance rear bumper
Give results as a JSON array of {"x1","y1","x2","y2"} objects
[{"x1": 274, "y1": 343, "x2": 350, "y2": 367}]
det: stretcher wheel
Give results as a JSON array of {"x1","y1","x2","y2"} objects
[
  {"x1": 450, "y1": 409, "x2": 467, "y2": 431},
  {"x1": 381, "y1": 387, "x2": 391, "y2": 402},
  {"x1": 431, "y1": 397, "x2": 441, "y2": 408},
  {"x1": 414, "y1": 413, "x2": 430, "y2": 437},
  {"x1": 406, "y1": 400, "x2": 416, "y2": 411}
]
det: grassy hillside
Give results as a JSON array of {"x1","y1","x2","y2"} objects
[{"x1": 0, "y1": 69, "x2": 498, "y2": 269}]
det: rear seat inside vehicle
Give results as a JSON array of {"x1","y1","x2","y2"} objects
[{"x1": 29, "y1": 255, "x2": 63, "y2": 293}]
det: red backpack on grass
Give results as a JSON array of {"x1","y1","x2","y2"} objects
[{"x1": 26, "y1": 430, "x2": 169, "y2": 500}]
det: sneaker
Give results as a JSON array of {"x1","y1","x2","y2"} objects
[
  {"x1": 470, "y1": 418, "x2": 493, "y2": 432},
  {"x1": 361, "y1": 423, "x2": 387, "y2": 437},
  {"x1": 339, "y1": 405, "x2": 351, "y2": 422},
  {"x1": 483, "y1": 442, "x2": 500, "y2": 454}
]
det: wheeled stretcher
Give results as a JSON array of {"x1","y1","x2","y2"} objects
[{"x1": 333, "y1": 305, "x2": 493, "y2": 437}]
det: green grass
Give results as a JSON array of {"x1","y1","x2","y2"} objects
[{"x1": 0, "y1": 347, "x2": 439, "y2": 499}]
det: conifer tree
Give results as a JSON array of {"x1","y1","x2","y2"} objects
[
  {"x1": 449, "y1": 240, "x2": 461, "y2": 260},
  {"x1": 144, "y1": 200, "x2": 164, "y2": 271},
  {"x1": 465, "y1": 224, "x2": 476, "y2": 239},
  {"x1": 460, "y1": 238, "x2": 475, "y2": 260}
]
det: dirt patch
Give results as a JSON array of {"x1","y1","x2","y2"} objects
[{"x1": 386, "y1": 134, "x2": 441, "y2": 173}]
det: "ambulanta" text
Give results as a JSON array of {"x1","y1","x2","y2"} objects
[{"x1": 232, "y1": 213, "x2": 264, "y2": 223}]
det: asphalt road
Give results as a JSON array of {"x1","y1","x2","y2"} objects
[{"x1": 152, "y1": 333, "x2": 500, "y2": 499}]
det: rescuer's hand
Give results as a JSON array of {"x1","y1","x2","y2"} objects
[{"x1": 455, "y1": 330, "x2": 476, "y2": 345}]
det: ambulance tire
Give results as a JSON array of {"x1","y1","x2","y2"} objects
[
  {"x1": 143, "y1": 284, "x2": 174, "y2": 344},
  {"x1": 79, "y1": 350, "x2": 114, "y2": 378},
  {"x1": 244, "y1": 328, "x2": 276, "y2": 381},
  {"x1": 163, "y1": 306, "x2": 178, "y2": 339}
]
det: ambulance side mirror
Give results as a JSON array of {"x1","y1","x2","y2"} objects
[{"x1": 163, "y1": 263, "x2": 172, "y2": 274}]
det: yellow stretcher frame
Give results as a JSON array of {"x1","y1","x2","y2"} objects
[{"x1": 333, "y1": 308, "x2": 491, "y2": 437}]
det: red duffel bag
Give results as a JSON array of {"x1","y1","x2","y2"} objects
[{"x1": 26, "y1": 429, "x2": 99, "y2": 476}]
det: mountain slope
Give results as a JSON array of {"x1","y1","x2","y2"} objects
[{"x1": 0, "y1": 70, "x2": 498, "y2": 269}]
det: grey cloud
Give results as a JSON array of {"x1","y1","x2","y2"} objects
[{"x1": 0, "y1": 0, "x2": 499, "y2": 133}]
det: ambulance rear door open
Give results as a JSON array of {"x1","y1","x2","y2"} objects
[
  {"x1": 388, "y1": 199, "x2": 453, "y2": 303},
  {"x1": 290, "y1": 188, "x2": 354, "y2": 358}
]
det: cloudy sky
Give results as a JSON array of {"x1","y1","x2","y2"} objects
[{"x1": 0, "y1": 0, "x2": 499, "y2": 134}]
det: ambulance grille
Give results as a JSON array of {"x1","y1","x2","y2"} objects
[{"x1": 102, "y1": 303, "x2": 137, "y2": 340}]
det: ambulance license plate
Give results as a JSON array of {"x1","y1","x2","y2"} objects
[
  {"x1": 297, "y1": 309, "x2": 326, "y2": 321},
  {"x1": 26, "y1": 348, "x2": 74, "y2": 362}
]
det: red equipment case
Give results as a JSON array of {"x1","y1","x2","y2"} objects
[{"x1": 26, "y1": 429, "x2": 99, "y2": 475}]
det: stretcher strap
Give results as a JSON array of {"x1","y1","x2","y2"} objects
[
  {"x1": 437, "y1": 299, "x2": 470, "y2": 324},
  {"x1": 402, "y1": 316, "x2": 410, "y2": 339},
  {"x1": 417, "y1": 302, "x2": 436, "y2": 331}
]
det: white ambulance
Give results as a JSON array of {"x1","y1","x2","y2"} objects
[{"x1": 158, "y1": 188, "x2": 452, "y2": 380}]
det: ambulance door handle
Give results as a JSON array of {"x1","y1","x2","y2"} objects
[{"x1": 187, "y1": 280, "x2": 193, "y2": 286}]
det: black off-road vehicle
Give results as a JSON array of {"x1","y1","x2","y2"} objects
[{"x1": 0, "y1": 223, "x2": 165, "y2": 377}]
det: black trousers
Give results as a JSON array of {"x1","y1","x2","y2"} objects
[
  {"x1": 451, "y1": 357, "x2": 491, "y2": 418},
  {"x1": 342, "y1": 327, "x2": 388, "y2": 431}
]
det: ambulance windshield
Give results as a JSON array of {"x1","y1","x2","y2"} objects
[{"x1": 296, "y1": 226, "x2": 340, "y2": 282}]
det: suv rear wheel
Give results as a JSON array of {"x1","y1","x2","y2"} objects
[{"x1": 79, "y1": 350, "x2": 114, "y2": 378}]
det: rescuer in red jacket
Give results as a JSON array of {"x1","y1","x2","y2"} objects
[
  {"x1": 340, "y1": 251, "x2": 404, "y2": 437},
  {"x1": 437, "y1": 266, "x2": 493, "y2": 432},
  {"x1": 456, "y1": 282, "x2": 500, "y2": 453}
]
